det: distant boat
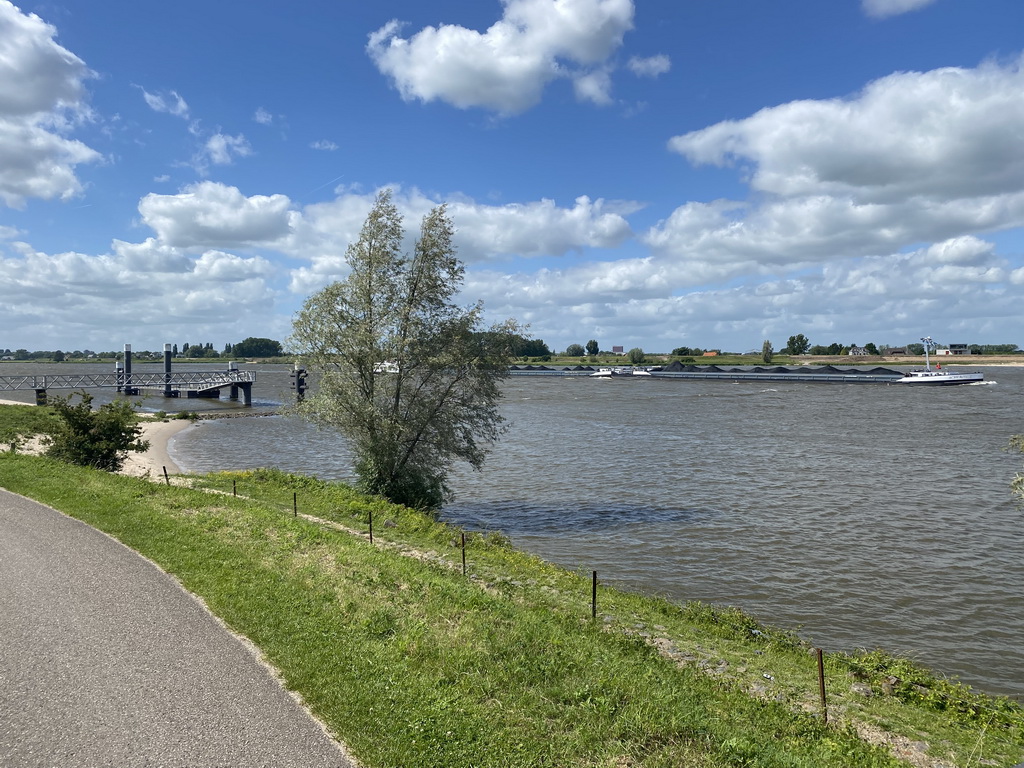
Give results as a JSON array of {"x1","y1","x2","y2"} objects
[
  {"x1": 896, "y1": 337, "x2": 984, "y2": 386},
  {"x1": 590, "y1": 366, "x2": 638, "y2": 378}
]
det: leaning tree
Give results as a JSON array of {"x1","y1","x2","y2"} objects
[{"x1": 291, "y1": 190, "x2": 520, "y2": 510}]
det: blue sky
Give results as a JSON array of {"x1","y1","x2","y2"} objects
[{"x1": 3, "y1": 0, "x2": 1024, "y2": 354}]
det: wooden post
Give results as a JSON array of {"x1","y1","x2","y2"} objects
[
  {"x1": 592, "y1": 571, "x2": 598, "y2": 619},
  {"x1": 461, "y1": 532, "x2": 466, "y2": 576},
  {"x1": 816, "y1": 648, "x2": 828, "y2": 724}
]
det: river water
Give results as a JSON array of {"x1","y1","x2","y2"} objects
[{"x1": 3, "y1": 361, "x2": 1023, "y2": 697}]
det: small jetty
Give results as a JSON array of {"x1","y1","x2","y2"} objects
[{"x1": 0, "y1": 344, "x2": 257, "y2": 405}]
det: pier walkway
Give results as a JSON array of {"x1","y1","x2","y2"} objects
[{"x1": 0, "y1": 369, "x2": 257, "y2": 405}]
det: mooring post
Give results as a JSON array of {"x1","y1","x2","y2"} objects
[
  {"x1": 228, "y1": 361, "x2": 239, "y2": 400},
  {"x1": 163, "y1": 343, "x2": 173, "y2": 397},
  {"x1": 123, "y1": 344, "x2": 134, "y2": 395}
]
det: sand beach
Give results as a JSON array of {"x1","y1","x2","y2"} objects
[{"x1": 0, "y1": 398, "x2": 193, "y2": 478}]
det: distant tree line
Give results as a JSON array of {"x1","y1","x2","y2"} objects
[{"x1": 0, "y1": 337, "x2": 286, "y2": 362}]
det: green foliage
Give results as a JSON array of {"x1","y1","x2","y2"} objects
[
  {"x1": 864, "y1": 342, "x2": 880, "y2": 355},
  {"x1": 231, "y1": 336, "x2": 284, "y2": 358},
  {"x1": 672, "y1": 346, "x2": 703, "y2": 357},
  {"x1": 585, "y1": 339, "x2": 599, "y2": 356},
  {"x1": 786, "y1": 334, "x2": 811, "y2": 355},
  {"x1": 628, "y1": 347, "x2": 645, "y2": 364},
  {"x1": 839, "y1": 649, "x2": 1023, "y2": 729},
  {"x1": 761, "y1": 339, "x2": 773, "y2": 364},
  {"x1": 44, "y1": 392, "x2": 149, "y2": 472},
  {"x1": 565, "y1": 343, "x2": 585, "y2": 357},
  {"x1": 0, "y1": 403, "x2": 59, "y2": 449},
  {"x1": 291, "y1": 190, "x2": 520, "y2": 510},
  {"x1": 511, "y1": 336, "x2": 551, "y2": 357}
]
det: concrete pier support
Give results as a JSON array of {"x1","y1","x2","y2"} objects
[
  {"x1": 123, "y1": 344, "x2": 137, "y2": 395},
  {"x1": 227, "y1": 361, "x2": 238, "y2": 400},
  {"x1": 163, "y1": 344, "x2": 173, "y2": 397}
]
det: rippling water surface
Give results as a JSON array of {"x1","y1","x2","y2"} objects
[{"x1": 9, "y1": 361, "x2": 1021, "y2": 696}]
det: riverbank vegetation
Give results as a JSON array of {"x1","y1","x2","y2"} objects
[
  {"x1": 1, "y1": 452, "x2": 1021, "y2": 767},
  {"x1": 290, "y1": 191, "x2": 520, "y2": 510}
]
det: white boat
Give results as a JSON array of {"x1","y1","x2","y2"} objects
[
  {"x1": 896, "y1": 337, "x2": 984, "y2": 385},
  {"x1": 590, "y1": 366, "x2": 641, "y2": 378}
]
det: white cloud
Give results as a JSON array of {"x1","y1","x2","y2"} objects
[
  {"x1": 462, "y1": 233, "x2": 1022, "y2": 351},
  {"x1": 862, "y1": 0, "x2": 939, "y2": 19},
  {"x1": 310, "y1": 139, "x2": 338, "y2": 151},
  {"x1": 654, "y1": 55, "x2": 1024, "y2": 284},
  {"x1": 0, "y1": 237, "x2": 278, "y2": 348},
  {"x1": 0, "y1": 0, "x2": 100, "y2": 208},
  {"x1": 139, "y1": 87, "x2": 190, "y2": 118},
  {"x1": 192, "y1": 249, "x2": 275, "y2": 281},
  {"x1": 450, "y1": 195, "x2": 633, "y2": 260},
  {"x1": 0, "y1": 0, "x2": 88, "y2": 115},
  {"x1": 138, "y1": 181, "x2": 294, "y2": 249},
  {"x1": 276, "y1": 187, "x2": 639, "y2": 297},
  {"x1": 366, "y1": 0, "x2": 634, "y2": 114},
  {"x1": 627, "y1": 54, "x2": 670, "y2": 78},
  {"x1": 669, "y1": 57, "x2": 1024, "y2": 205},
  {"x1": 573, "y1": 68, "x2": 614, "y2": 105},
  {"x1": 203, "y1": 132, "x2": 251, "y2": 166},
  {"x1": 254, "y1": 107, "x2": 273, "y2": 125}
]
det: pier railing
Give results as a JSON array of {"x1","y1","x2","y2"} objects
[{"x1": 0, "y1": 370, "x2": 256, "y2": 393}]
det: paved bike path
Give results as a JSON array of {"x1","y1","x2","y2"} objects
[{"x1": 0, "y1": 489, "x2": 355, "y2": 768}]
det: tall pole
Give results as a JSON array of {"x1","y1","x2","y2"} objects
[
  {"x1": 123, "y1": 344, "x2": 133, "y2": 395},
  {"x1": 163, "y1": 343, "x2": 173, "y2": 397}
]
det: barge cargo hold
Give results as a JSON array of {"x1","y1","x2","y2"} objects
[{"x1": 508, "y1": 362, "x2": 984, "y2": 385}]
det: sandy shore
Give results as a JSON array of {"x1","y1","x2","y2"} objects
[
  {"x1": 121, "y1": 419, "x2": 194, "y2": 478},
  {"x1": 1, "y1": 398, "x2": 194, "y2": 478}
]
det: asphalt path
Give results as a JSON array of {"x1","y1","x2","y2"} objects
[{"x1": 0, "y1": 488, "x2": 356, "y2": 768}]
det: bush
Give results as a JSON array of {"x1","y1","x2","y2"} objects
[{"x1": 45, "y1": 393, "x2": 149, "y2": 472}]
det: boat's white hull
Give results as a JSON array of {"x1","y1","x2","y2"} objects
[{"x1": 896, "y1": 370, "x2": 985, "y2": 385}]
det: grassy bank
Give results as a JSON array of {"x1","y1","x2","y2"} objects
[{"x1": 1, "y1": 454, "x2": 1021, "y2": 767}]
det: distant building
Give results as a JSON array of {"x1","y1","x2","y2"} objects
[
  {"x1": 848, "y1": 346, "x2": 869, "y2": 356},
  {"x1": 936, "y1": 344, "x2": 972, "y2": 356},
  {"x1": 702, "y1": 350, "x2": 719, "y2": 357},
  {"x1": 885, "y1": 348, "x2": 908, "y2": 356},
  {"x1": 612, "y1": 345, "x2": 624, "y2": 355}
]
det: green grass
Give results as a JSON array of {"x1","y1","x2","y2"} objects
[
  {"x1": 2, "y1": 455, "x2": 1022, "y2": 767},
  {"x1": 0, "y1": 402, "x2": 59, "y2": 448}
]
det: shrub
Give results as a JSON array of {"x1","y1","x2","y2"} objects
[{"x1": 45, "y1": 392, "x2": 149, "y2": 472}]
